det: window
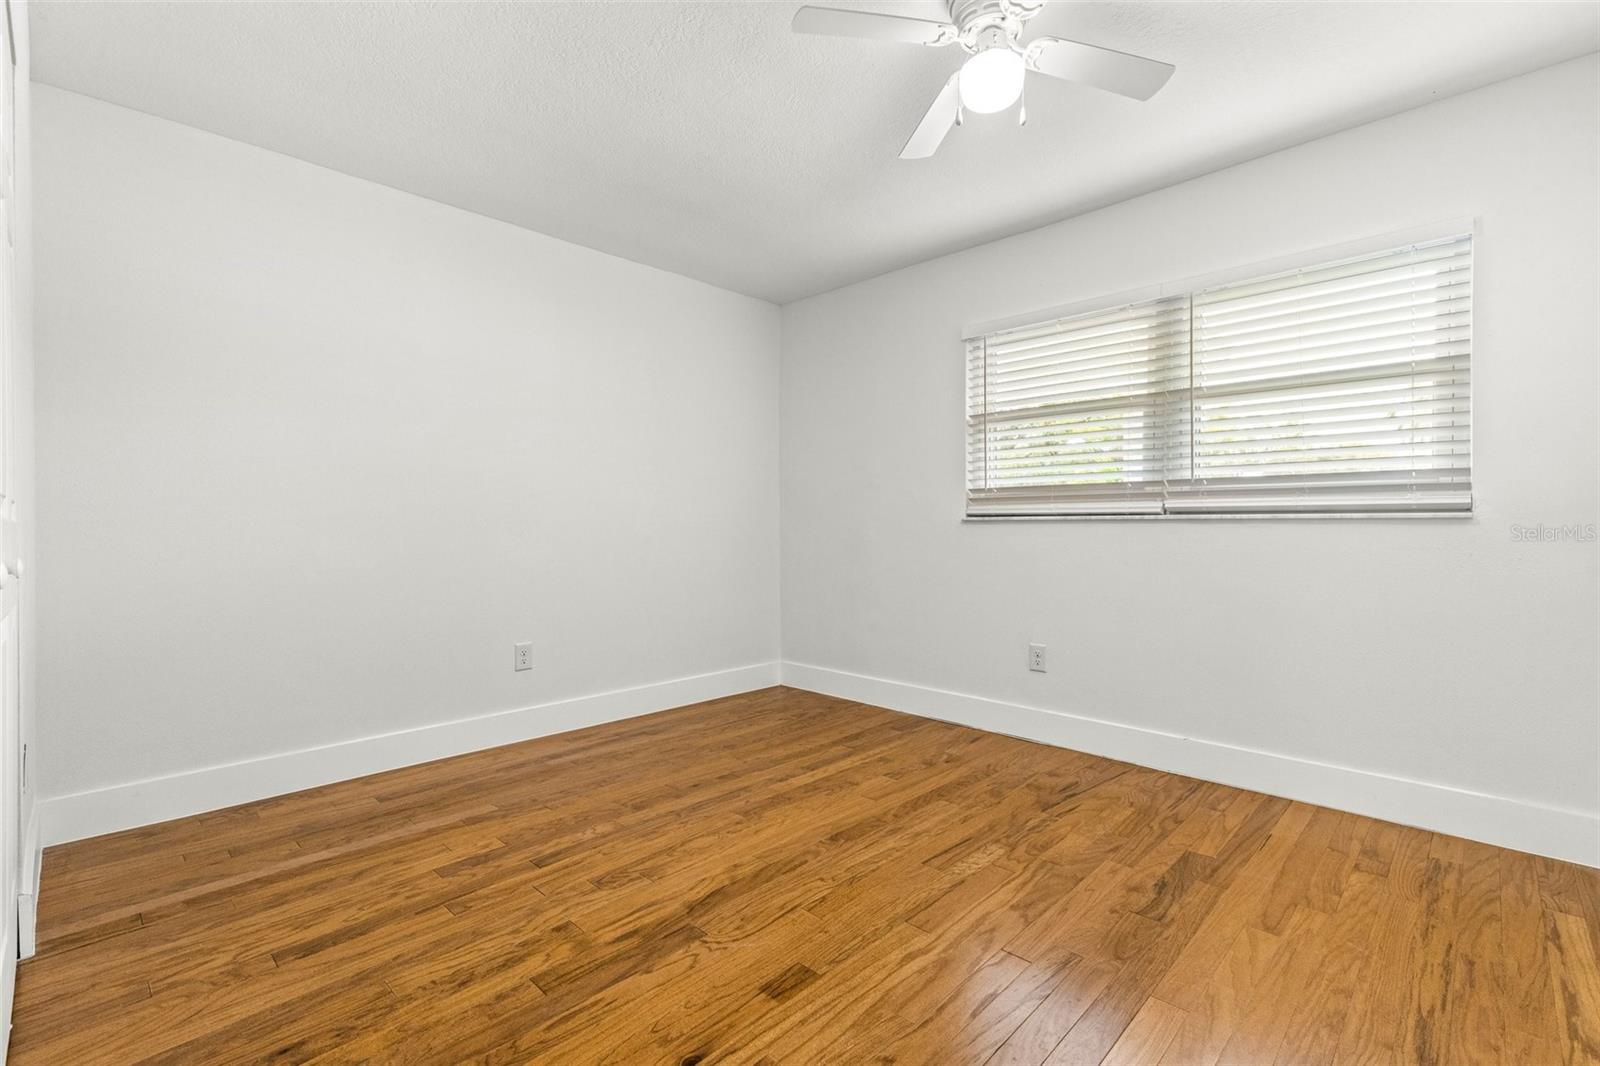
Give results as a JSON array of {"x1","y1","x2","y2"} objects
[{"x1": 966, "y1": 234, "x2": 1472, "y2": 517}]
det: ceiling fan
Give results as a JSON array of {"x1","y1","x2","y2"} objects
[{"x1": 792, "y1": 0, "x2": 1175, "y2": 158}]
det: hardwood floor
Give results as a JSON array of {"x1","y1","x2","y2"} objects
[{"x1": 12, "y1": 686, "x2": 1599, "y2": 1064}]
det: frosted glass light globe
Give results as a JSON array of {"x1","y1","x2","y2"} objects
[{"x1": 959, "y1": 48, "x2": 1025, "y2": 114}]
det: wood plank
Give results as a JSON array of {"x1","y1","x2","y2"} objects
[
  {"x1": 1156, "y1": 927, "x2": 1282, "y2": 1066},
  {"x1": 1100, "y1": 995, "x2": 1187, "y2": 1066},
  {"x1": 1548, "y1": 909, "x2": 1600, "y2": 1065}
]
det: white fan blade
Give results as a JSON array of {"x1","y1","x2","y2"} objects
[
  {"x1": 900, "y1": 74, "x2": 960, "y2": 159},
  {"x1": 792, "y1": 6, "x2": 957, "y2": 46},
  {"x1": 1025, "y1": 36, "x2": 1174, "y2": 100}
]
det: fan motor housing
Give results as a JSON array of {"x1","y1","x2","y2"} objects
[{"x1": 947, "y1": 0, "x2": 1043, "y2": 49}]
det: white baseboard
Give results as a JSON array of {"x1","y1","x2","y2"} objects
[
  {"x1": 38, "y1": 662, "x2": 781, "y2": 847},
  {"x1": 33, "y1": 658, "x2": 1597, "y2": 867},
  {"x1": 781, "y1": 661, "x2": 1600, "y2": 869}
]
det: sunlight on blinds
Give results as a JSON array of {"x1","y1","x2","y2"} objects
[
  {"x1": 966, "y1": 297, "x2": 1189, "y2": 515},
  {"x1": 966, "y1": 234, "x2": 1472, "y2": 516},
  {"x1": 1172, "y1": 235, "x2": 1472, "y2": 513}
]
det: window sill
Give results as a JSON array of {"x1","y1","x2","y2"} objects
[{"x1": 963, "y1": 511, "x2": 1475, "y2": 522}]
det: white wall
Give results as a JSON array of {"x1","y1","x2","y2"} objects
[
  {"x1": 781, "y1": 56, "x2": 1600, "y2": 864},
  {"x1": 34, "y1": 86, "x2": 779, "y2": 833}
]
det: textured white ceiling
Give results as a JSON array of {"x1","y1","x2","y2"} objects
[{"x1": 31, "y1": 1, "x2": 1600, "y2": 302}]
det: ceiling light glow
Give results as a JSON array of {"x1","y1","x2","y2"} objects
[{"x1": 959, "y1": 48, "x2": 1025, "y2": 114}]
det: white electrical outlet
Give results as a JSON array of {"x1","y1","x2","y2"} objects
[
  {"x1": 513, "y1": 642, "x2": 533, "y2": 672},
  {"x1": 1028, "y1": 643, "x2": 1046, "y2": 672}
]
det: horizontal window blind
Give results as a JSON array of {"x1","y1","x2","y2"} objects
[
  {"x1": 966, "y1": 234, "x2": 1472, "y2": 517},
  {"x1": 965, "y1": 297, "x2": 1190, "y2": 515},
  {"x1": 1171, "y1": 235, "x2": 1472, "y2": 513}
]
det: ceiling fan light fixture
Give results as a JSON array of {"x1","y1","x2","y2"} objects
[
  {"x1": 790, "y1": 2, "x2": 1177, "y2": 158},
  {"x1": 958, "y1": 46, "x2": 1024, "y2": 114}
]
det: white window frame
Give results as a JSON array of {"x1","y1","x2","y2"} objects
[{"x1": 963, "y1": 219, "x2": 1477, "y2": 521}]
